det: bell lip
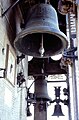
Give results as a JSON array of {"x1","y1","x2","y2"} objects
[
  {"x1": 15, "y1": 26, "x2": 68, "y2": 46},
  {"x1": 14, "y1": 27, "x2": 68, "y2": 57}
]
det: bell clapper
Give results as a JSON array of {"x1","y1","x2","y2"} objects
[
  {"x1": 39, "y1": 34, "x2": 45, "y2": 57},
  {"x1": 45, "y1": 0, "x2": 47, "y2": 3}
]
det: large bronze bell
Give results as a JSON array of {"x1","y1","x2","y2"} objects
[
  {"x1": 52, "y1": 104, "x2": 64, "y2": 117},
  {"x1": 14, "y1": 3, "x2": 68, "y2": 58},
  {"x1": 35, "y1": 76, "x2": 52, "y2": 101}
]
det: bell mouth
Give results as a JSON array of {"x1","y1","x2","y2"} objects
[
  {"x1": 15, "y1": 33, "x2": 61, "y2": 57},
  {"x1": 14, "y1": 28, "x2": 68, "y2": 58}
]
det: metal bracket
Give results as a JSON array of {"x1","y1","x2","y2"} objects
[
  {"x1": 17, "y1": 72, "x2": 26, "y2": 87},
  {"x1": 63, "y1": 47, "x2": 78, "y2": 60},
  {"x1": 58, "y1": 0, "x2": 76, "y2": 15},
  {"x1": 17, "y1": 54, "x2": 25, "y2": 64},
  {"x1": 60, "y1": 47, "x2": 77, "y2": 69},
  {"x1": 0, "y1": 68, "x2": 6, "y2": 78}
]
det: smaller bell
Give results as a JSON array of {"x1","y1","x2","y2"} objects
[
  {"x1": 27, "y1": 107, "x2": 32, "y2": 117},
  {"x1": 52, "y1": 104, "x2": 64, "y2": 117},
  {"x1": 35, "y1": 76, "x2": 52, "y2": 101}
]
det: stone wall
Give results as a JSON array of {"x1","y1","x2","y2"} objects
[{"x1": 0, "y1": 0, "x2": 27, "y2": 120}]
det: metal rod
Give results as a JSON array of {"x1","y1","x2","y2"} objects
[
  {"x1": 47, "y1": 80, "x2": 66, "y2": 83},
  {"x1": 68, "y1": 13, "x2": 78, "y2": 120},
  {"x1": 2, "y1": 0, "x2": 20, "y2": 17},
  {"x1": 76, "y1": 3, "x2": 79, "y2": 119},
  {"x1": 63, "y1": 54, "x2": 78, "y2": 59},
  {"x1": 39, "y1": 34, "x2": 45, "y2": 57},
  {"x1": 27, "y1": 80, "x2": 35, "y2": 91}
]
